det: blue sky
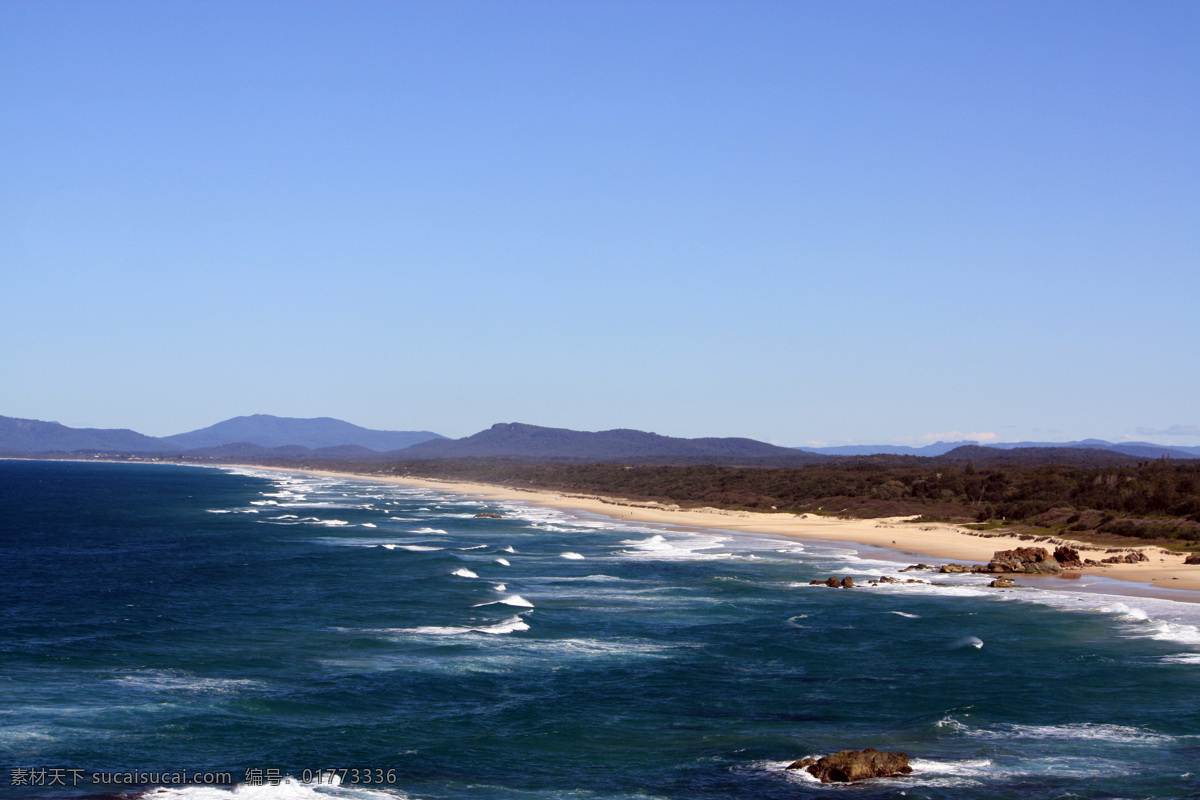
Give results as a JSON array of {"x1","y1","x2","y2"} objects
[{"x1": 2, "y1": 1, "x2": 1197, "y2": 446}]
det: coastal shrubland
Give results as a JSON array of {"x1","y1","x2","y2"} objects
[{"x1": 360, "y1": 458, "x2": 1200, "y2": 550}]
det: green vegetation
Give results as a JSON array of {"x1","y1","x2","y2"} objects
[{"x1": 355, "y1": 458, "x2": 1200, "y2": 549}]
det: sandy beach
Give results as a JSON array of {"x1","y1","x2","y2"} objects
[{"x1": 263, "y1": 467, "x2": 1200, "y2": 596}]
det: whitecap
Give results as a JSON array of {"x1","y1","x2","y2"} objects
[
  {"x1": 560, "y1": 552, "x2": 585, "y2": 560},
  {"x1": 451, "y1": 568, "x2": 479, "y2": 578},
  {"x1": 947, "y1": 719, "x2": 1175, "y2": 744},
  {"x1": 474, "y1": 595, "x2": 534, "y2": 608},
  {"x1": 412, "y1": 527, "x2": 447, "y2": 534},
  {"x1": 889, "y1": 611, "x2": 921, "y2": 618},
  {"x1": 503, "y1": 546, "x2": 515, "y2": 553},
  {"x1": 406, "y1": 615, "x2": 530, "y2": 636},
  {"x1": 133, "y1": 774, "x2": 404, "y2": 800},
  {"x1": 360, "y1": 523, "x2": 376, "y2": 528},
  {"x1": 493, "y1": 584, "x2": 507, "y2": 592},
  {"x1": 459, "y1": 544, "x2": 487, "y2": 550},
  {"x1": 495, "y1": 558, "x2": 511, "y2": 566}
]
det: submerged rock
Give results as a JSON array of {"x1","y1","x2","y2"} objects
[{"x1": 790, "y1": 748, "x2": 913, "y2": 783}]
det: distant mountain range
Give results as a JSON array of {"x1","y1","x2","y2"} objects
[
  {"x1": 162, "y1": 414, "x2": 444, "y2": 452},
  {"x1": 797, "y1": 438, "x2": 1200, "y2": 460},
  {"x1": 2, "y1": 414, "x2": 1197, "y2": 464},
  {"x1": 0, "y1": 414, "x2": 443, "y2": 455},
  {"x1": 392, "y1": 422, "x2": 807, "y2": 462}
]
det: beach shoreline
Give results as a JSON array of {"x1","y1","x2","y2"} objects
[{"x1": 227, "y1": 463, "x2": 1200, "y2": 599}]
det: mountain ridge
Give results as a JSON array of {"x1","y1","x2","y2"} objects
[{"x1": 162, "y1": 414, "x2": 444, "y2": 451}]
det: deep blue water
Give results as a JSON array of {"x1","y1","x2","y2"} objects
[{"x1": 2, "y1": 460, "x2": 1199, "y2": 800}]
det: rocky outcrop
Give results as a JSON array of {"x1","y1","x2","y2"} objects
[
  {"x1": 788, "y1": 748, "x2": 913, "y2": 783},
  {"x1": 1186, "y1": 553, "x2": 1200, "y2": 565},
  {"x1": 984, "y1": 547, "x2": 1063, "y2": 574},
  {"x1": 989, "y1": 577, "x2": 1015, "y2": 588},
  {"x1": 810, "y1": 576, "x2": 855, "y2": 588},
  {"x1": 473, "y1": 512, "x2": 502, "y2": 518},
  {"x1": 939, "y1": 564, "x2": 971, "y2": 573},
  {"x1": 1053, "y1": 546, "x2": 1083, "y2": 569}
]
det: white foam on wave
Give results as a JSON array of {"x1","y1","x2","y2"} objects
[
  {"x1": 951, "y1": 635, "x2": 984, "y2": 649},
  {"x1": 502, "y1": 545, "x2": 515, "y2": 553},
  {"x1": 135, "y1": 774, "x2": 406, "y2": 800},
  {"x1": 114, "y1": 670, "x2": 263, "y2": 694},
  {"x1": 942, "y1": 717, "x2": 1176, "y2": 745},
  {"x1": 1100, "y1": 602, "x2": 1149, "y2": 621},
  {"x1": 402, "y1": 615, "x2": 530, "y2": 636},
  {"x1": 452, "y1": 568, "x2": 479, "y2": 578},
  {"x1": 560, "y1": 552, "x2": 585, "y2": 560},
  {"x1": 889, "y1": 611, "x2": 921, "y2": 618},
  {"x1": 380, "y1": 544, "x2": 443, "y2": 552},
  {"x1": 618, "y1": 533, "x2": 732, "y2": 561},
  {"x1": 412, "y1": 527, "x2": 447, "y2": 534},
  {"x1": 459, "y1": 544, "x2": 487, "y2": 550},
  {"x1": 360, "y1": 523, "x2": 376, "y2": 528},
  {"x1": 474, "y1": 595, "x2": 534, "y2": 608},
  {"x1": 495, "y1": 557, "x2": 511, "y2": 566},
  {"x1": 1161, "y1": 652, "x2": 1200, "y2": 664},
  {"x1": 493, "y1": 583, "x2": 507, "y2": 592}
]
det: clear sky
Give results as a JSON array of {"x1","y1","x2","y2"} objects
[{"x1": 2, "y1": 1, "x2": 1198, "y2": 446}]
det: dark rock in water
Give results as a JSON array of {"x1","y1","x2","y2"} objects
[
  {"x1": 825, "y1": 577, "x2": 841, "y2": 588},
  {"x1": 1054, "y1": 546, "x2": 1083, "y2": 569},
  {"x1": 473, "y1": 512, "x2": 502, "y2": 518},
  {"x1": 985, "y1": 547, "x2": 1063, "y2": 574},
  {"x1": 800, "y1": 748, "x2": 913, "y2": 783},
  {"x1": 840, "y1": 576, "x2": 855, "y2": 589},
  {"x1": 786, "y1": 757, "x2": 817, "y2": 770},
  {"x1": 900, "y1": 564, "x2": 932, "y2": 572},
  {"x1": 989, "y1": 577, "x2": 1014, "y2": 588},
  {"x1": 1099, "y1": 550, "x2": 1149, "y2": 564},
  {"x1": 939, "y1": 564, "x2": 969, "y2": 573},
  {"x1": 1186, "y1": 553, "x2": 1200, "y2": 565}
]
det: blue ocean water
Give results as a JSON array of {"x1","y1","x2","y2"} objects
[{"x1": 2, "y1": 460, "x2": 1199, "y2": 800}]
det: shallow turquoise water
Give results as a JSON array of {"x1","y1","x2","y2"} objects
[{"x1": 2, "y1": 460, "x2": 1199, "y2": 799}]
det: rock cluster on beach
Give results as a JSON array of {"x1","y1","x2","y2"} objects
[
  {"x1": 1186, "y1": 553, "x2": 1200, "y2": 565},
  {"x1": 809, "y1": 575, "x2": 928, "y2": 588},
  {"x1": 787, "y1": 748, "x2": 913, "y2": 783},
  {"x1": 812, "y1": 544, "x2": 1164, "y2": 592}
]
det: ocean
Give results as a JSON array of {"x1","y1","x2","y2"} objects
[{"x1": 2, "y1": 460, "x2": 1199, "y2": 800}]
